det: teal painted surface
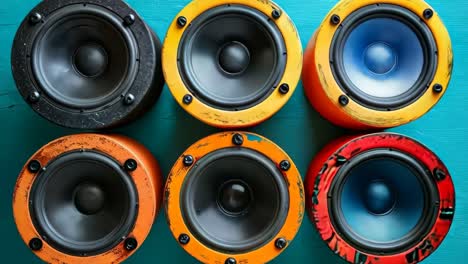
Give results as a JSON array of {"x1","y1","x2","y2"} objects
[{"x1": 0, "y1": 0, "x2": 466, "y2": 263}]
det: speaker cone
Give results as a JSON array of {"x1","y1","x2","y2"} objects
[
  {"x1": 305, "y1": 133, "x2": 455, "y2": 264},
  {"x1": 165, "y1": 132, "x2": 304, "y2": 263},
  {"x1": 12, "y1": 0, "x2": 164, "y2": 129},
  {"x1": 302, "y1": 0, "x2": 452, "y2": 129},
  {"x1": 13, "y1": 134, "x2": 162, "y2": 263},
  {"x1": 163, "y1": 0, "x2": 302, "y2": 128}
]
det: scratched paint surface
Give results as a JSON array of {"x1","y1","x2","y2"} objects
[{"x1": 0, "y1": 0, "x2": 466, "y2": 263}]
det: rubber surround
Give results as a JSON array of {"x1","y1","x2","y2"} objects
[
  {"x1": 330, "y1": 4, "x2": 437, "y2": 110},
  {"x1": 180, "y1": 148, "x2": 289, "y2": 253},
  {"x1": 329, "y1": 149, "x2": 439, "y2": 254},
  {"x1": 30, "y1": 150, "x2": 138, "y2": 256},
  {"x1": 177, "y1": 4, "x2": 286, "y2": 111}
]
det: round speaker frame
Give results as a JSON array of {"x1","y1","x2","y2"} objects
[
  {"x1": 302, "y1": 0, "x2": 452, "y2": 129},
  {"x1": 13, "y1": 134, "x2": 162, "y2": 263},
  {"x1": 305, "y1": 133, "x2": 455, "y2": 264},
  {"x1": 165, "y1": 132, "x2": 304, "y2": 263},
  {"x1": 11, "y1": 0, "x2": 164, "y2": 129},
  {"x1": 162, "y1": 0, "x2": 302, "y2": 128}
]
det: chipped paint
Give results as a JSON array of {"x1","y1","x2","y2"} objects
[{"x1": 164, "y1": 132, "x2": 304, "y2": 263}]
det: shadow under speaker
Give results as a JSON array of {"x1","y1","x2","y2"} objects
[
  {"x1": 302, "y1": 0, "x2": 452, "y2": 129},
  {"x1": 305, "y1": 133, "x2": 455, "y2": 264},
  {"x1": 163, "y1": 0, "x2": 302, "y2": 128},
  {"x1": 13, "y1": 134, "x2": 162, "y2": 263},
  {"x1": 165, "y1": 132, "x2": 304, "y2": 263},
  {"x1": 12, "y1": 0, "x2": 164, "y2": 129}
]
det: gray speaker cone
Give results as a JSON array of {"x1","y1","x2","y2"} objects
[
  {"x1": 31, "y1": 4, "x2": 138, "y2": 109},
  {"x1": 181, "y1": 148, "x2": 289, "y2": 253},
  {"x1": 178, "y1": 5, "x2": 287, "y2": 110},
  {"x1": 29, "y1": 151, "x2": 138, "y2": 256}
]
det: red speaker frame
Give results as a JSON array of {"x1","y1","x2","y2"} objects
[{"x1": 305, "y1": 133, "x2": 455, "y2": 264}]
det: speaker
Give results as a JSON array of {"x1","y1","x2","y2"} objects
[
  {"x1": 162, "y1": 0, "x2": 302, "y2": 128},
  {"x1": 13, "y1": 134, "x2": 162, "y2": 263},
  {"x1": 165, "y1": 132, "x2": 304, "y2": 263},
  {"x1": 305, "y1": 133, "x2": 455, "y2": 264},
  {"x1": 11, "y1": 0, "x2": 164, "y2": 129},
  {"x1": 302, "y1": 0, "x2": 452, "y2": 129}
]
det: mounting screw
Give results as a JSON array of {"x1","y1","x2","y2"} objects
[
  {"x1": 275, "y1": 237, "x2": 287, "y2": 249},
  {"x1": 183, "y1": 155, "x2": 194, "y2": 166},
  {"x1": 28, "y1": 91, "x2": 40, "y2": 103},
  {"x1": 29, "y1": 238, "x2": 42, "y2": 251},
  {"x1": 423, "y1": 9, "x2": 434, "y2": 19},
  {"x1": 225, "y1": 258, "x2": 236, "y2": 264},
  {"x1": 28, "y1": 160, "x2": 41, "y2": 173},
  {"x1": 124, "y1": 159, "x2": 137, "y2": 171},
  {"x1": 29, "y1": 13, "x2": 42, "y2": 24},
  {"x1": 272, "y1": 9, "x2": 281, "y2": 19},
  {"x1": 279, "y1": 160, "x2": 290, "y2": 171},
  {"x1": 330, "y1": 14, "x2": 341, "y2": 25},
  {"x1": 232, "y1": 133, "x2": 244, "y2": 146},
  {"x1": 177, "y1": 16, "x2": 187, "y2": 27},
  {"x1": 279, "y1": 83, "x2": 290, "y2": 94},
  {"x1": 433, "y1": 168, "x2": 446, "y2": 181},
  {"x1": 124, "y1": 14, "x2": 135, "y2": 26},
  {"x1": 433, "y1": 83, "x2": 443, "y2": 93},
  {"x1": 183, "y1": 94, "x2": 193, "y2": 105},
  {"x1": 124, "y1": 237, "x2": 138, "y2": 251},
  {"x1": 336, "y1": 155, "x2": 347, "y2": 166},
  {"x1": 338, "y1": 95, "x2": 349, "y2": 106},
  {"x1": 178, "y1": 234, "x2": 190, "y2": 245},
  {"x1": 124, "y1": 94, "x2": 135, "y2": 105}
]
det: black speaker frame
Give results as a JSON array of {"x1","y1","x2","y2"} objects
[{"x1": 11, "y1": 0, "x2": 164, "y2": 129}]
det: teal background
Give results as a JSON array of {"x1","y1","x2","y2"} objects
[{"x1": 0, "y1": 0, "x2": 466, "y2": 263}]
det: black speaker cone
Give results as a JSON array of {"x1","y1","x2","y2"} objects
[
  {"x1": 330, "y1": 4, "x2": 437, "y2": 110},
  {"x1": 181, "y1": 148, "x2": 289, "y2": 253},
  {"x1": 178, "y1": 5, "x2": 286, "y2": 110},
  {"x1": 329, "y1": 149, "x2": 439, "y2": 254},
  {"x1": 30, "y1": 151, "x2": 138, "y2": 255},
  {"x1": 32, "y1": 4, "x2": 137, "y2": 109}
]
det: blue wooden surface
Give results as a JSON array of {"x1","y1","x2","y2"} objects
[{"x1": 0, "y1": 0, "x2": 466, "y2": 263}]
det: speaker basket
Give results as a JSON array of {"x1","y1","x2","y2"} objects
[
  {"x1": 305, "y1": 133, "x2": 455, "y2": 264},
  {"x1": 302, "y1": 0, "x2": 452, "y2": 129},
  {"x1": 163, "y1": 0, "x2": 302, "y2": 128},
  {"x1": 13, "y1": 134, "x2": 162, "y2": 263},
  {"x1": 11, "y1": 0, "x2": 164, "y2": 129},
  {"x1": 165, "y1": 132, "x2": 304, "y2": 263}
]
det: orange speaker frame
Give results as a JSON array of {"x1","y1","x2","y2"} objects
[
  {"x1": 165, "y1": 131, "x2": 304, "y2": 263},
  {"x1": 163, "y1": 0, "x2": 303, "y2": 128},
  {"x1": 302, "y1": 0, "x2": 453, "y2": 129},
  {"x1": 13, "y1": 134, "x2": 162, "y2": 264}
]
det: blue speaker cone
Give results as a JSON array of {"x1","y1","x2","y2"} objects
[
  {"x1": 330, "y1": 149, "x2": 439, "y2": 253},
  {"x1": 343, "y1": 18, "x2": 423, "y2": 98},
  {"x1": 330, "y1": 4, "x2": 437, "y2": 110}
]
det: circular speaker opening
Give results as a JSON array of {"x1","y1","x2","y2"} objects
[
  {"x1": 329, "y1": 149, "x2": 439, "y2": 254},
  {"x1": 31, "y1": 4, "x2": 138, "y2": 109},
  {"x1": 178, "y1": 4, "x2": 286, "y2": 110},
  {"x1": 330, "y1": 4, "x2": 437, "y2": 110},
  {"x1": 181, "y1": 148, "x2": 289, "y2": 253},
  {"x1": 30, "y1": 150, "x2": 138, "y2": 256}
]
